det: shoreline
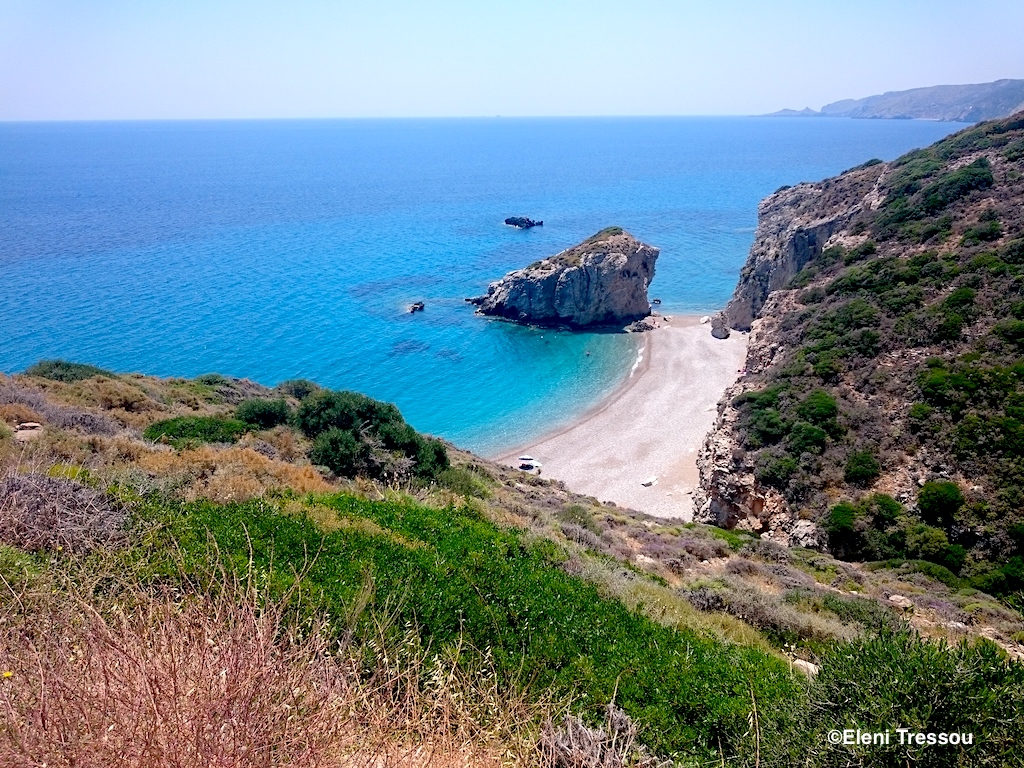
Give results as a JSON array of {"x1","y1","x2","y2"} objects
[{"x1": 493, "y1": 315, "x2": 747, "y2": 520}]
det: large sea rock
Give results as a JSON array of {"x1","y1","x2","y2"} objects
[{"x1": 469, "y1": 227, "x2": 659, "y2": 328}]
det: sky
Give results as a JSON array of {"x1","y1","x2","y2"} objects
[{"x1": 2, "y1": 0, "x2": 1023, "y2": 120}]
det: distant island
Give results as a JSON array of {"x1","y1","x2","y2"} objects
[{"x1": 766, "y1": 78, "x2": 1024, "y2": 122}]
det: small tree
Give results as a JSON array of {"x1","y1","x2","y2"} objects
[
  {"x1": 308, "y1": 428, "x2": 370, "y2": 477},
  {"x1": 918, "y1": 481, "x2": 964, "y2": 527},
  {"x1": 845, "y1": 450, "x2": 881, "y2": 487}
]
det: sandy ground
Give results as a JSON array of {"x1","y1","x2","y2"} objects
[{"x1": 495, "y1": 316, "x2": 747, "y2": 520}]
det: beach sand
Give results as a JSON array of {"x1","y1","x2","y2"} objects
[{"x1": 495, "y1": 316, "x2": 747, "y2": 520}]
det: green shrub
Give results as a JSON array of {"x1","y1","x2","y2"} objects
[
  {"x1": 435, "y1": 466, "x2": 492, "y2": 499},
  {"x1": 919, "y1": 157, "x2": 994, "y2": 214},
  {"x1": 918, "y1": 481, "x2": 964, "y2": 527},
  {"x1": 142, "y1": 416, "x2": 248, "y2": 447},
  {"x1": 277, "y1": 379, "x2": 321, "y2": 399},
  {"x1": 1000, "y1": 238, "x2": 1024, "y2": 264},
  {"x1": 295, "y1": 390, "x2": 403, "y2": 439},
  {"x1": 786, "y1": 422, "x2": 828, "y2": 455},
  {"x1": 755, "y1": 451, "x2": 798, "y2": 490},
  {"x1": 556, "y1": 504, "x2": 600, "y2": 534},
  {"x1": 784, "y1": 629, "x2": 1024, "y2": 765},
  {"x1": 235, "y1": 398, "x2": 291, "y2": 429},
  {"x1": 872, "y1": 494, "x2": 902, "y2": 523},
  {"x1": 309, "y1": 427, "x2": 371, "y2": 476},
  {"x1": 25, "y1": 360, "x2": 115, "y2": 382},
  {"x1": 295, "y1": 389, "x2": 447, "y2": 481},
  {"x1": 942, "y1": 287, "x2": 976, "y2": 312},
  {"x1": 194, "y1": 373, "x2": 228, "y2": 386},
  {"x1": 961, "y1": 219, "x2": 1002, "y2": 246},
  {"x1": 842, "y1": 240, "x2": 877, "y2": 265},
  {"x1": 845, "y1": 451, "x2": 881, "y2": 486},
  {"x1": 748, "y1": 408, "x2": 788, "y2": 446},
  {"x1": 796, "y1": 390, "x2": 839, "y2": 426}
]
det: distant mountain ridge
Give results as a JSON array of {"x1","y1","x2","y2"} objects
[{"x1": 768, "y1": 78, "x2": 1024, "y2": 123}]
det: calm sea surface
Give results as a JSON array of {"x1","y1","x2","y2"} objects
[{"x1": 0, "y1": 117, "x2": 961, "y2": 454}]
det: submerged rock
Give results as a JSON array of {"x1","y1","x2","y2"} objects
[{"x1": 469, "y1": 227, "x2": 659, "y2": 328}]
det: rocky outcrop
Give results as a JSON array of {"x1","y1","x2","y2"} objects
[
  {"x1": 721, "y1": 163, "x2": 886, "y2": 331},
  {"x1": 710, "y1": 313, "x2": 730, "y2": 339},
  {"x1": 505, "y1": 217, "x2": 543, "y2": 229},
  {"x1": 470, "y1": 228, "x2": 659, "y2": 328}
]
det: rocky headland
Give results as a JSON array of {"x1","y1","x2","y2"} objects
[
  {"x1": 470, "y1": 227, "x2": 659, "y2": 328},
  {"x1": 695, "y1": 110, "x2": 1024, "y2": 605},
  {"x1": 768, "y1": 78, "x2": 1024, "y2": 123}
]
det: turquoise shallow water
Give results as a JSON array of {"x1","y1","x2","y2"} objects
[{"x1": 0, "y1": 117, "x2": 962, "y2": 454}]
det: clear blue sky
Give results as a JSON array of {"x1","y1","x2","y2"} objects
[{"x1": 2, "y1": 0, "x2": 1022, "y2": 120}]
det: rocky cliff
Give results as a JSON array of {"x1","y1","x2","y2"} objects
[
  {"x1": 470, "y1": 228, "x2": 659, "y2": 328},
  {"x1": 718, "y1": 161, "x2": 887, "y2": 331},
  {"x1": 697, "y1": 111, "x2": 1024, "y2": 585}
]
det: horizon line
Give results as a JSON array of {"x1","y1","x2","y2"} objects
[{"x1": 0, "y1": 113, "x2": 962, "y2": 125}]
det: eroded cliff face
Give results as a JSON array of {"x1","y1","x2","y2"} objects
[
  {"x1": 720, "y1": 164, "x2": 887, "y2": 331},
  {"x1": 471, "y1": 228, "x2": 659, "y2": 328},
  {"x1": 696, "y1": 162, "x2": 888, "y2": 549}
]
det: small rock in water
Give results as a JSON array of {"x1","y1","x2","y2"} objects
[{"x1": 504, "y1": 216, "x2": 543, "y2": 229}]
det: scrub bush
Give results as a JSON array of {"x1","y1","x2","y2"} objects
[
  {"x1": 235, "y1": 398, "x2": 291, "y2": 429},
  {"x1": 25, "y1": 360, "x2": 115, "y2": 382},
  {"x1": 143, "y1": 416, "x2": 249, "y2": 448}
]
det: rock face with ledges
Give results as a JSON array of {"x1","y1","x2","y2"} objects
[
  {"x1": 721, "y1": 163, "x2": 886, "y2": 332},
  {"x1": 470, "y1": 228, "x2": 658, "y2": 328}
]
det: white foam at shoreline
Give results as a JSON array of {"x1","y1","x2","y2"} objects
[{"x1": 629, "y1": 340, "x2": 646, "y2": 378}]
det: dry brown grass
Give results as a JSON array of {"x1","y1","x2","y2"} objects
[
  {"x1": 0, "y1": 571, "x2": 541, "y2": 768},
  {"x1": 135, "y1": 445, "x2": 334, "y2": 503},
  {"x1": 0, "y1": 404, "x2": 43, "y2": 427}
]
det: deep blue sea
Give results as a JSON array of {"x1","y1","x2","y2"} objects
[{"x1": 0, "y1": 117, "x2": 961, "y2": 454}]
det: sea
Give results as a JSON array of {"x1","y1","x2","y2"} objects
[{"x1": 0, "y1": 117, "x2": 962, "y2": 455}]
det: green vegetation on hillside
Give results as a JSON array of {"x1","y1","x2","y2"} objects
[
  {"x1": 296, "y1": 389, "x2": 449, "y2": 481},
  {"x1": 3, "y1": 361, "x2": 1023, "y2": 765},
  {"x1": 25, "y1": 360, "x2": 116, "y2": 382},
  {"x1": 733, "y1": 112, "x2": 1024, "y2": 601}
]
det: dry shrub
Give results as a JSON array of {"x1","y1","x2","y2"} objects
[
  {"x1": 135, "y1": 446, "x2": 333, "y2": 503},
  {"x1": 0, "y1": 379, "x2": 119, "y2": 436},
  {"x1": 684, "y1": 579, "x2": 856, "y2": 644},
  {"x1": 0, "y1": 579, "x2": 532, "y2": 768},
  {"x1": 258, "y1": 426, "x2": 305, "y2": 462},
  {"x1": 0, "y1": 404, "x2": 43, "y2": 427},
  {"x1": 539, "y1": 704, "x2": 670, "y2": 768},
  {"x1": 679, "y1": 536, "x2": 730, "y2": 561},
  {"x1": 0, "y1": 472, "x2": 124, "y2": 553}
]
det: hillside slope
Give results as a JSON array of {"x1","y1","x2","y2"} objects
[
  {"x1": 698, "y1": 112, "x2": 1024, "y2": 602},
  {"x1": 4, "y1": 359, "x2": 1024, "y2": 764}
]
